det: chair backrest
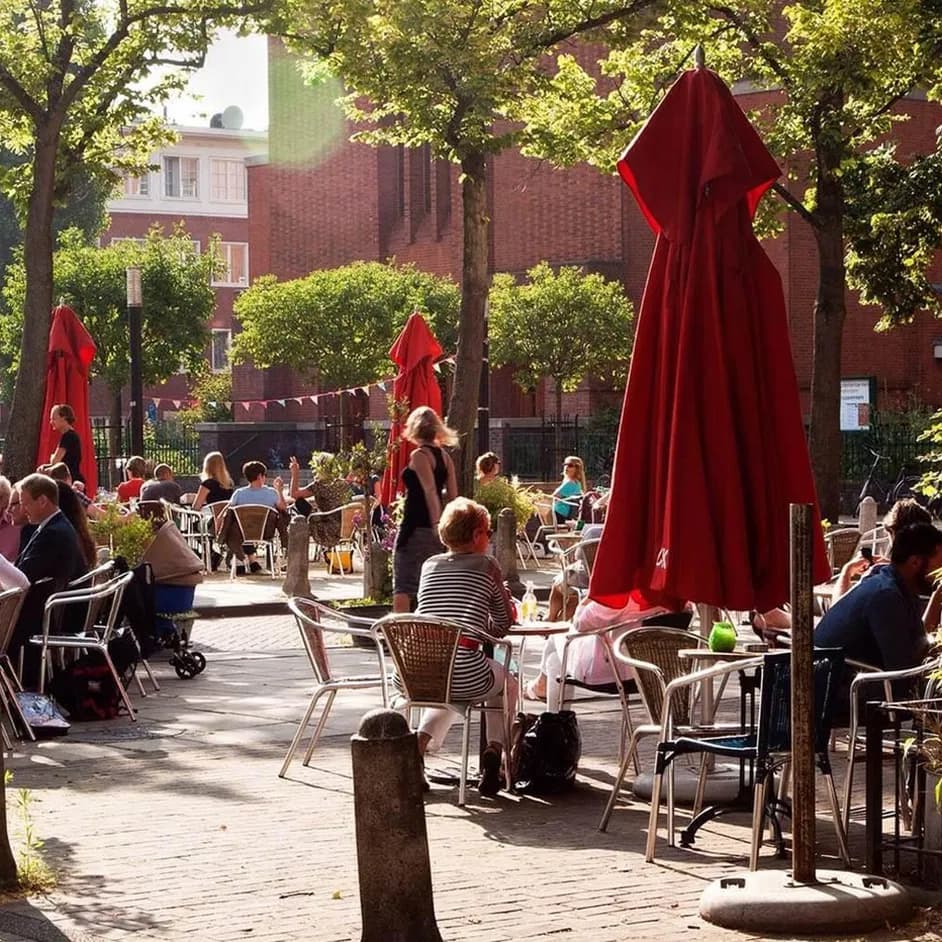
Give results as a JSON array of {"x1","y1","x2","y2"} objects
[
  {"x1": 578, "y1": 538, "x2": 601, "y2": 576},
  {"x1": 288, "y1": 597, "x2": 334, "y2": 684},
  {"x1": 757, "y1": 648, "x2": 845, "y2": 756},
  {"x1": 535, "y1": 500, "x2": 556, "y2": 528},
  {"x1": 230, "y1": 504, "x2": 275, "y2": 543},
  {"x1": 373, "y1": 614, "x2": 464, "y2": 703},
  {"x1": 618, "y1": 626, "x2": 705, "y2": 726},
  {"x1": 0, "y1": 586, "x2": 26, "y2": 656},
  {"x1": 339, "y1": 500, "x2": 366, "y2": 542},
  {"x1": 68, "y1": 559, "x2": 116, "y2": 590},
  {"x1": 44, "y1": 570, "x2": 134, "y2": 642},
  {"x1": 824, "y1": 527, "x2": 861, "y2": 571},
  {"x1": 136, "y1": 500, "x2": 168, "y2": 523},
  {"x1": 207, "y1": 501, "x2": 229, "y2": 527},
  {"x1": 859, "y1": 525, "x2": 891, "y2": 558}
]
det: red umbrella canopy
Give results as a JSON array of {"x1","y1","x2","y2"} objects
[
  {"x1": 36, "y1": 304, "x2": 98, "y2": 497},
  {"x1": 380, "y1": 313, "x2": 444, "y2": 505},
  {"x1": 589, "y1": 66, "x2": 829, "y2": 614}
]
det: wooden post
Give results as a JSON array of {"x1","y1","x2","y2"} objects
[
  {"x1": 496, "y1": 507, "x2": 523, "y2": 597},
  {"x1": 790, "y1": 503, "x2": 816, "y2": 883},
  {"x1": 282, "y1": 515, "x2": 311, "y2": 598}
]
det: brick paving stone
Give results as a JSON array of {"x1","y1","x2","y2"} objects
[{"x1": 0, "y1": 614, "x2": 936, "y2": 941}]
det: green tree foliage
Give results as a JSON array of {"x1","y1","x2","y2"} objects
[
  {"x1": 0, "y1": 0, "x2": 271, "y2": 477},
  {"x1": 232, "y1": 260, "x2": 459, "y2": 389},
  {"x1": 512, "y1": 0, "x2": 942, "y2": 520},
  {"x1": 489, "y1": 262, "x2": 634, "y2": 427},
  {"x1": 265, "y1": 0, "x2": 657, "y2": 492},
  {"x1": 177, "y1": 368, "x2": 234, "y2": 427},
  {"x1": 0, "y1": 225, "x2": 216, "y2": 402}
]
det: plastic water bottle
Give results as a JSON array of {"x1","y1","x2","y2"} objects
[{"x1": 520, "y1": 581, "x2": 538, "y2": 623}]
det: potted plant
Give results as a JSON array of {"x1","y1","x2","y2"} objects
[
  {"x1": 89, "y1": 502, "x2": 158, "y2": 567},
  {"x1": 474, "y1": 475, "x2": 539, "y2": 550}
]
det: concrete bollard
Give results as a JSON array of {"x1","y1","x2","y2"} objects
[
  {"x1": 858, "y1": 495, "x2": 878, "y2": 535},
  {"x1": 496, "y1": 507, "x2": 524, "y2": 597},
  {"x1": 282, "y1": 515, "x2": 311, "y2": 597},
  {"x1": 351, "y1": 709, "x2": 443, "y2": 942}
]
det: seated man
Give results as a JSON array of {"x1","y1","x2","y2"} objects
[
  {"x1": 815, "y1": 522, "x2": 942, "y2": 672},
  {"x1": 11, "y1": 473, "x2": 89, "y2": 688},
  {"x1": 220, "y1": 461, "x2": 287, "y2": 574},
  {"x1": 140, "y1": 464, "x2": 182, "y2": 505}
]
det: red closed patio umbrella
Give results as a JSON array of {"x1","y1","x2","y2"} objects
[
  {"x1": 589, "y1": 65, "x2": 829, "y2": 614},
  {"x1": 36, "y1": 304, "x2": 98, "y2": 497},
  {"x1": 380, "y1": 313, "x2": 444, "y2": 505}
]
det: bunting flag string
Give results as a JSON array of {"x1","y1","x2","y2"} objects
[{"x1": 145, "y1": 355, "x2": 457, "y2": 413}]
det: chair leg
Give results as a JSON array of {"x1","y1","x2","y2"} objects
[
  {"x1": 458, "y1": 708, "x2": 472, "y2": 807},
  {"x1": 105, "y1": 654, "x2": 137, "y2": 721},
  {"x1": 140, "y1": 658, "x2": 160, "y2": 693},
  {"x1": 645, "y1": 757, "x2": 666, "y2": 862},
  {"x1": 842, "y1": 738, "x2": 858, "y2": 834},
  {"x1": 823, "y1": 769, "x2": 852, "y2": 867},
  {"x1": 666, "y1": 760, "x2": 677, "y2": 847},
  {"x1": 692, "y1": 754, "x2": 710, "y2": 819},
  {"x1": 749, "y1": 772, "x2": 770, "y2": 871},
  {"x1": 599, "y1": 727, "x2": 643, "y2": 831},
  {"x1": 279, "y1": 687, "x2": 327, "y2": 778},
  {"x1": 302, "y1": 689, "x2": 337, "y2": 766}
]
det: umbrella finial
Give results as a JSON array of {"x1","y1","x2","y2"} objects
[
  {"x1": 57, "y1": 296, "x2": 65, "y2": 307},
  {"x1": 694, "y1": 44, "x2": 705, "y2": 69}
]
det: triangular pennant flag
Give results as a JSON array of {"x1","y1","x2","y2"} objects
[
  {"x1": 312, "y1": 395, "x2": 319, "y2": 404},
  {"x1": 293, "y1": 397, "x2": 303, "y2": 405},
  {"x1": 360, "y1": 386, "x2": 369, "y2": 394},
  {"x1": 242, "y1": 401, "x2": 252, "y2": 411},
  {"x1": 377, "y1": 381, "x2": 386, "y2": 392},
  {"x1": 172, "y1": 400, "x2": 181, "y2": 409},
  {"x1": 277, "y1": 399, "x2": 285, "y2": 407},
  {"x1": 433, "y1": 363, "x2": 441, "y2": 374},
  {"x1": 207, "y1": 401, "x2": 217, "y2": 408},
  {"x1": 223, "y1": 401, "x2": 231, "y2": 409}
]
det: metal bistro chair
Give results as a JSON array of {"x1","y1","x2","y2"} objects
[
  {"x1": 30, "y1": 571, "x2": 138, "y2": 721},
  {"x1": 163, "y1": 500, "x2": 210, "y2": 570},
  {"x1": 645, "y1": 648, "x2": 850, "y2": 870},
  {"x1": 225, "y1": 504, "x2": 282, "y2": 579},
  {"x1": 824, "y1": 527, "x2": 861, "y2": 574},
  {"x1": 373, "y1": 613, "x2": 514, "y2": 807},
  {"x1": 0, "y1": 587, "x2": 31, "y2": 744},
  {"x1": 279, "y1": 598, "x2": 389, "y2": 778}
]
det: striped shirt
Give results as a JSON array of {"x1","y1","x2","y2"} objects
[{"x1": 416, "y1": 552, "x2": 513, "y2": 700}]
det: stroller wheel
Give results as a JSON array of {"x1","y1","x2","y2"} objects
[
  {"x1": 190, "y1": 652, "x2": 207, "y2": 674},
  {"x1": 173, "y1": 656, "x2": 195, "y2": 680}
]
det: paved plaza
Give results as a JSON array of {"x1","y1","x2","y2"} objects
[{"x1": 0, "y1": 608, "x2": 939, "y2": 942}]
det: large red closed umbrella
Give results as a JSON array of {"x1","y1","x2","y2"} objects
[
  {"x1": 36, "y1": 304, "x2": 98, "y2": 497},
  {"x1": 589, "y1": 66, "x2": 829, "y2": 614},
  {"x1": 380, "y1": 312, "x2": 443, "y2": 505}
]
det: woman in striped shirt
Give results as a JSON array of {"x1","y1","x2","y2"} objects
[{"x1": 415, "y1": 497, "x2": 517, "y2": 796}]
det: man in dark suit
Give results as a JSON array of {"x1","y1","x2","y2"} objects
[{"x1": 12, "y1": 473, "x2": 87, "y2": 688}]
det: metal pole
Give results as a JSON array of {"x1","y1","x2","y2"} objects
[
  {"x1": 789, "y1": 502, "x2": 816, "y2": 883},
  {"x1": 126, "y1": 267, "x2": 144, "y2": 458},
  {"x1": 476, "y1": 300, "x2": 490, "y2": 458}
]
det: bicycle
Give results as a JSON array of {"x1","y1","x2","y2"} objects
[{"x1": 855, "y1": 448, "x2": 890, "y2": 514}]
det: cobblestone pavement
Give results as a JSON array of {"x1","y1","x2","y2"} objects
[{"x1": 0, "y1": 615, "x2": 938, "y2": 942}]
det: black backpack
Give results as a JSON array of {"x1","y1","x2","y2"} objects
[{"x1": 509, "y1": 710, "x2": 582, "y2": 794}]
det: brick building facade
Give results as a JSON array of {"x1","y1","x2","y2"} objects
[{"x1": 238, "y1": 40, "x2": 942, "y2": 439}]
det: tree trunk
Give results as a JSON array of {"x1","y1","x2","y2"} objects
[
  {"x1": 5, "y1": 126, "x2": 58, "y2": 479},
  {"x1": 446, "y1": 149, "x2": 489, "y2": 496},
  {"x1": 0, "y1": 753, "x2": 19, "y2": 888},
  {"x1": 808, "y1": 175, "x2": 847, "y2": 523}
]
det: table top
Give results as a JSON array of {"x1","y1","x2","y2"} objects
[
  {"x1": 678, "y1": 647, "x2": 766, "y2": 662},
  {"x1": 509, "y1": 621, "x2": 572, "y2": 637}
]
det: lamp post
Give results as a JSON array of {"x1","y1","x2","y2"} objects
[{"x1": 126, "y1": 266, "x2": 144, "y2": 458}]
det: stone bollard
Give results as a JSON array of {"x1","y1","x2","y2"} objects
[
  {"x1": 282, "y1": 515, "x2": 311, "y2": 597},
  {"x1": 351, "y1": 709, "x2": 443, "y2": 942},
  {"x1": 858, "y1": 495, "x2": 878, "y2": 535},
  {"x1": 496, "y1": 507, "x2": 524, "y2": 597}
]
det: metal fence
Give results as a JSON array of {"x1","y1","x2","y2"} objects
[
  {"x1": 501, "y1": 418, "x2": 616, "y2": 483},
  {"x1": 92, "y1": 421, "x2": 201, "y2": 490}
]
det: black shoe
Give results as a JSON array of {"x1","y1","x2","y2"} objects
[
  {"x1": 210, "y1": 550, "x2": 222, "y2": 572},
  {"x1": 478, "y1": 747, "x2": 503, "y2": 797},
  {"x1": 249, "y1": 561, "x2": 263, "y2": 574}
]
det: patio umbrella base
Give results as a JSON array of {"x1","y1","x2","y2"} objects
[
  {"x1": 631, "y1": 763, "x2": 749, "y2": 805},
  {"x1": 699, "y1": 869, "x2": 911, "y2": 934}
]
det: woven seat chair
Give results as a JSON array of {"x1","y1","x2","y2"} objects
[
  {"x1": 279, "y1": 598, "x2": 389, "y2": 778},
  {"x1": 136, "y1": 500, "x2": 168, "y2": 524},
  {"x1": 858, "y1": 525, "x2": 891, "y2": 559},
  {"x1": 374, "y1": 613, "x2": 513, "y2": 807},
  {"x1": 824, "y1": 527, "x2": 861, "y2": 573},
  {"x1": 163, "y1": 500, "x2": 209, "y2": 570},
  {"x1": 598, "y1": 625, "x2": 712, "y2": 831},
  {"x1": 225, "y1": 504, "x2": 281, "y2": 579},
  {"x1": 0, "y1": 587, "x2": 29, "y2": 744}
]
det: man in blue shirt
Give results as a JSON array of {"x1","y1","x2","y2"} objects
[
  {"x1": 221, "y1": 461, "x2": 287, "y2": 574},
  {"x1": 815, "y1": 522, "x2": 942, "y2": 671}
]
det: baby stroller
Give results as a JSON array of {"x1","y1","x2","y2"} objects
[{"x1": 142, "y1": 521, "x2": 206, "y2": 679}]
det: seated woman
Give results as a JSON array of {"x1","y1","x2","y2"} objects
[
  {"x1": 553, "y1": 455, "x2": 587, "y2": 525},
  {"x1": 191, "y1": 451, "x2": 234, "y2": 510},
  {"x1": 526, "y1": 586, "x2": 689, "y2": 708},
  {"x1": 117, "y1": 456, "x2": 147, "y2": 503},
  {"x1": 412, "y1": 497, "x2": 517, "y2": 797},
  {"x1": 475, "y1": 452, "x2": 501, "y2": 485}
]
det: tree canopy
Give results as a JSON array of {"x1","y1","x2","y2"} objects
[
  {"x1": 489, "y1": 262, "x2": 634, "y2": 425},
  {"x1": 512, "y1": 0, "x2": 942, "y2": 518},
  {"x1": 231, "y1": 260, "x2": 460, "y2": 390},
  {"x1": 0, "y1": 0, "x2": 271, "y2": 476},
  {"x1": 0, "y1": 225, "x2": 217, "y2": 398}
]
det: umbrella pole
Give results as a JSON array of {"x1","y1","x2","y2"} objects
[{"x1": 698, "y1": 504, "x2": 911, "y2": 932}]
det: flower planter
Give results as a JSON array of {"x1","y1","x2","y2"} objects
[
  {"x1": 333, "y1": 603, "x2": 392, "y2": 648},
  {"x1": 925, "y1": 770, "x2": 942, "y2": 888}
]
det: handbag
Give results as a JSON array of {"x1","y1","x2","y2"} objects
[{"x1": 509, "y1": 709, "x2": 581, "y2": 795}]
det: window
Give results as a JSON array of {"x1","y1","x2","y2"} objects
[
  {"x1": 123, "y1": 173, "x2": 149, "y2": 197},
  {"x1": 211, "y1": 329, "x2": 231, "y2": 372},
  {"x1": 163, "y1": 156, "x2": 199, "y2": 198},
  {"x1": 110, "y1": 237, "x2": 146, "y2": 248},
  {"x1": 212, "y1": 242, "x2": 248, "y2": 286},
  {"x1": 210, "y1": 159, "x2": 246, "y2": 202}
]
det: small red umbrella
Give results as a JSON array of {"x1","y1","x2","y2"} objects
[
  {"x1": 589, "y1": 66, "x2": 829, "y2": 614},
  {"x1": 36, "y1": 304, "x2": 98, "y2": 497},
  {"x1": 380, "y1": 313, "x2": 444, "y2": 506}
]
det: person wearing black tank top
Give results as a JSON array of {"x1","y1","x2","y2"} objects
[{"x1": 393, "y1": 406, "x2": 458, "y2": 612}]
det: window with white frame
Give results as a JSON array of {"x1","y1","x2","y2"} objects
[
  {"x1": 210, "y1": 158, "x2": 246, "y2": 202},
  {"x1": 163, "y1": 155, "x2": 199, "y2": 198},
  {"x1": 110, "y1": 237, "x2": 146, "y2": 247},
  {"x1": 211, "y1": 329, "x2": 231, "y2": 372},
  {"x1": 122, "y1": 172, "x2": 150, "y2": 197},
  {"x1": 212, "y1": 242, "x2": 248, "y2": 286}
]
